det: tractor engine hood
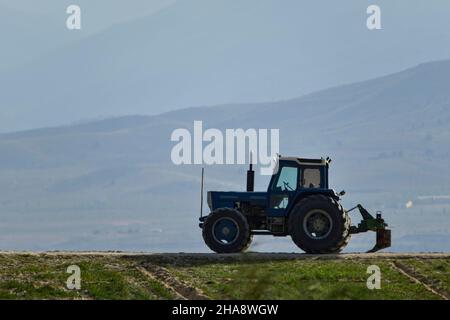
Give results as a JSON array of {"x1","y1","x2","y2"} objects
[{"x1": 207, "y1": 191, "x2": 268, "y2": 211}]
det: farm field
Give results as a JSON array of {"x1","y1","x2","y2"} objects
[{"x1": 0, "y1": 252, "x2": 448, "y2": 300}]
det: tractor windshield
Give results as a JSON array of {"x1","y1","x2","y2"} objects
[{"x1": 272, "y1": 166, "x2": 298, "y2": 191}]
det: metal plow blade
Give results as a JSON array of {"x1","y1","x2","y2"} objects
[{"x1": 367, "y1": 229, "x2": 391, "y2": 253}]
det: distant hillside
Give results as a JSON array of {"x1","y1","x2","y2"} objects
[
  {"x1": 0, "y1": 4, "x2": 83, "y2": 71},
  {"x1": 0, "y1": 61, "x2": 450, "y2": 252},
  {"x1": 2, "y1": 0, "x2": 450, "y2": 131},
  {"x1": 0, "y1": 0, "x2": 175, "y2": 34}
]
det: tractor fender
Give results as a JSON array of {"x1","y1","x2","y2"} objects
[{"x1": 287, "y1": 189, "x2": 339, "y2": 217}]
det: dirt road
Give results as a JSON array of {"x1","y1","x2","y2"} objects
[
  {"x1": 0, "y1": 251, "x2": 448, "y2": 259},
  {"x1": 1, "y1": 251, "x2": 449, "y2": 265}
]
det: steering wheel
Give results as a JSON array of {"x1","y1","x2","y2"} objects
[{"x1": 283, "y1": 181, "x2": 294, "y2": 191}]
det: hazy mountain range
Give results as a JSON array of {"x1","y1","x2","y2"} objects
[
  {"x1": 0, "y1": 0, "x2": 174, "y2": 33},
  {"x1": 1, "y1": 0, "x2": 450, "y2": 132},
  {"x1": 0, "y1": 60, "x2": 449, "y2": 252}
]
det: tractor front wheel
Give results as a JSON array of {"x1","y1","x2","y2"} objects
[
  {"x1": 289, "y1": 195, "x2": 351, "y2": 254},
  {"x1": 202, "y1": 208, "x2": 252, "y2": 253}
]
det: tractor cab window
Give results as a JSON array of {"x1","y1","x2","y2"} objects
[
  {"x1": 301, "y1": 168, "x2": 322, "y2": 189},
  {"x1": 272, "y1": 166, "x2": 298, "y2": 192}
]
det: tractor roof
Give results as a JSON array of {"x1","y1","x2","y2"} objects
[{"x1": 279, "y1": 156, "x2": 330, "y2": 166}]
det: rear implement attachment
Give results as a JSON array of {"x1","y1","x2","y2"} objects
[{"x1": 348, "y1": 204, "x2": 391, "y2": 253}]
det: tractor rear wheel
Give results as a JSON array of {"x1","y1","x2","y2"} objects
[
  {"x1": 288, "y1": 195, "x2": 351, "y2": 254},
  {"x1": 202, "y1": 208, "x2": 252, "y2": 253}
]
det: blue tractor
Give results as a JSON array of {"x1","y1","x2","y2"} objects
[{"x1": 199, "y1": 156, "x2": 391, "y2": 254}]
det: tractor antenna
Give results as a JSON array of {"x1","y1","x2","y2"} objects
[
  {"x1": 200, "y1": 167, "x2": 204, "y2": 218},
  {"x1": 247, "y1": 152, "x2": 255, "y2": 192}
]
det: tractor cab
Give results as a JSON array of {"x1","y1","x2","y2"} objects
[
  {"x1": 267, "y1": 157, "x2": 335, "y2": 217},
  {"x1": 270, "y1": 157, "x2": 329, "y2": 192}
]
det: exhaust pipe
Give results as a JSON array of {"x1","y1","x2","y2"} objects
[{"x1": 247, "y1": 153, "x2": 254, "y2": 192}]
